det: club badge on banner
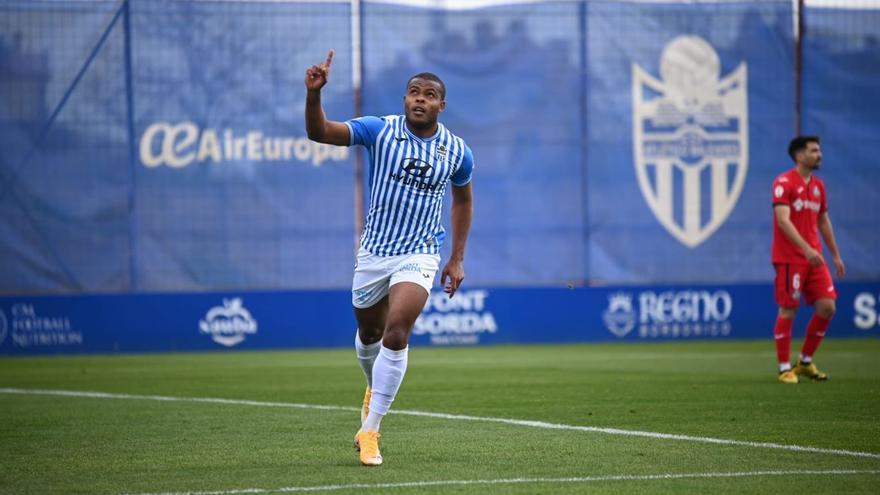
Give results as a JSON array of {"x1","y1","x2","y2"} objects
[{"x1": 632, "y1": 35, "x2": 748, "y2": 248}]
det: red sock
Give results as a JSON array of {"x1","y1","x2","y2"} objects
[
  {"x1": 801, "y1": 314, "x2": 830, "y2": 361},
  {"x1": 773, "y1": 316, "x2": 793, "y2": 365}
]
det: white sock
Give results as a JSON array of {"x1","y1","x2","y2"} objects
[
  {"x1": 355, "y1": 330, "x2": 382, "y2": 388},
  {"x1": 362, "y1": 410, "x2": 383, "y2": 432},
  {"x1": 799, "y1": 354, "x2": 812, "y2": 364},
  {"x1": 363, "y1": 345, "x2": 408, "y2": 431},
  {"x1": 779, "y1": 362, "x2": 792, "y2": 372}
]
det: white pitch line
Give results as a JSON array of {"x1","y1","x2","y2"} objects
[
  {"x1": 2, "y1": 388, "x2": 880, "y2": 461},
  {"x1": 121, "y1": 470, "x2": 880, "y2": 495}
]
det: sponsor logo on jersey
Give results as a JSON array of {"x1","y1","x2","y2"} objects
[
  {"x1": 388, "y1": 172, "x2": 441, "y2": 191},
  {"x1": 402, "y1": 158, "x2": 435, "y2": 178},
  {"x1": 632, "y1": 35, "x2": 748, "y2": 248},
  {"x1": 389, "y1": 158, "x2": 441, "y2": 191},
  {"x1": 793, "y1": 198, "x2": 821, "y2": 212},
  {"x1": 400, "y1": 262, "x2": 422, "y2": 273}
]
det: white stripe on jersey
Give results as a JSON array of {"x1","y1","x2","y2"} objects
[{"x1": 362, "y1": 115, "x2": 465, "y2": 256}]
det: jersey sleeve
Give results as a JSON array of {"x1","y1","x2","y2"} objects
[
  {"x1": 820, "y1": 181, "x2": 828, "y2": 214},
  {"x1": 450, "y1": 144, "x2": 474, "y2": 187},
  {"x1": 771, "y1": 177, "x2": 792, "y2": 207},
  {"x1": 344, "y1": 116, "x2": 385, "y2": 147}
]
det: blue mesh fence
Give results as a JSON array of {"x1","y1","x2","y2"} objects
[
  {"x1": 129, "y1": 0, "x2": 354, "y2": 291},
  {"x1": 361, "y1": 2, "x2": 586, "y2": 286},
  {"x1": 802, "y1": 0, "x2": 880, "y2": 280},
  {"x1": 0, "y1": 0, "x2": 878, "y2": 294},
  {"x1": 0, "y1": 1, "x2": 130, "y2": 292},
  {"x1": 585, "y1": 0, "x2": 796, "y2": 283}
]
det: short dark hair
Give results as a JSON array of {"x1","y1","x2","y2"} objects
[
  {"x1": 788, "y1": 135, "x2": 820, "y2": 162},
  {"x1": 406, "y1": 72, "x2": 446, "y2": 100}
]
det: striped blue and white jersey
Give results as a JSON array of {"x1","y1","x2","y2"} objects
[{"x1": 344, "y1": 114, "x2": 474, "y2": 256}]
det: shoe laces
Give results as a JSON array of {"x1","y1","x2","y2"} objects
[{"x1": 360, "y1": 431, "x2": 381, "y2": 457}]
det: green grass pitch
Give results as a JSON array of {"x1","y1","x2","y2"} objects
[{"x1": 1, "y1": 339, "x2": 879, "y2": 494}]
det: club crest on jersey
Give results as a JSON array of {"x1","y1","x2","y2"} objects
[{"x1": 632, "y1": 35, "x2": 749, "y2": 248}]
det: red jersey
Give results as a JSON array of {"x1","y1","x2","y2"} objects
[{"x1": 771, "y1": 168, "x2": 828, "y2": 263}]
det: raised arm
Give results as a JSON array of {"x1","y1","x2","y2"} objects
[{"x1": 305, "y1": 49, "x2": 351, "y2": 146}]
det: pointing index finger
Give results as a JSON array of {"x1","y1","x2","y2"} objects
[{"x1": 324, "y1": 49, "x2": 335, "y2": 69}]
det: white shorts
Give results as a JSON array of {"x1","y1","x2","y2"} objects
[{"x1": 351, "y1": 246, "x2": 441, "y2": 309}]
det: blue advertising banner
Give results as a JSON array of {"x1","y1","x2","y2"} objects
[
  {"x1": 360, "y1": 1, "x2": 587, "y2": 287},
  {"x1": 0, "y1": 291, "x2": 354, "y2": 354},
  {"x1": 802, "y1": 5, "x2": 880, "y2": 278},
  {"x1": 0, "y1": 0, "x2": 358, "y2": 293},
  {"x1": 0, "y1": 0, "x2": 131, "y2": 292},
  {"x1": 1, "y1": 282, "x2": 877, "y2": 355},
  {"x1": 410, "y1": 282, "x2": 880, "y2": 345},
  {"x1": 130, "y1": 0, "x2": 356, "y2": 291},
  {"x1": 585, "y1": 0, "x2": 796, "y2": 283},
  {"x1": 1, "y1": 0, "x2": 878, "y2": 299}
]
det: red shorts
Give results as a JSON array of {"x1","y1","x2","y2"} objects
[{"x1": 773, "y1": 263, "x2": 838, "y2": 308}]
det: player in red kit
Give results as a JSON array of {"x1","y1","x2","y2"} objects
[{"x1": 771, "y1": 136, "x2": 845, "y2": 384}]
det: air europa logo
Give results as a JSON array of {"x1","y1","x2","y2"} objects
[{"x1": 139, "y1": 121, "x2": 349, "y2": 168}]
